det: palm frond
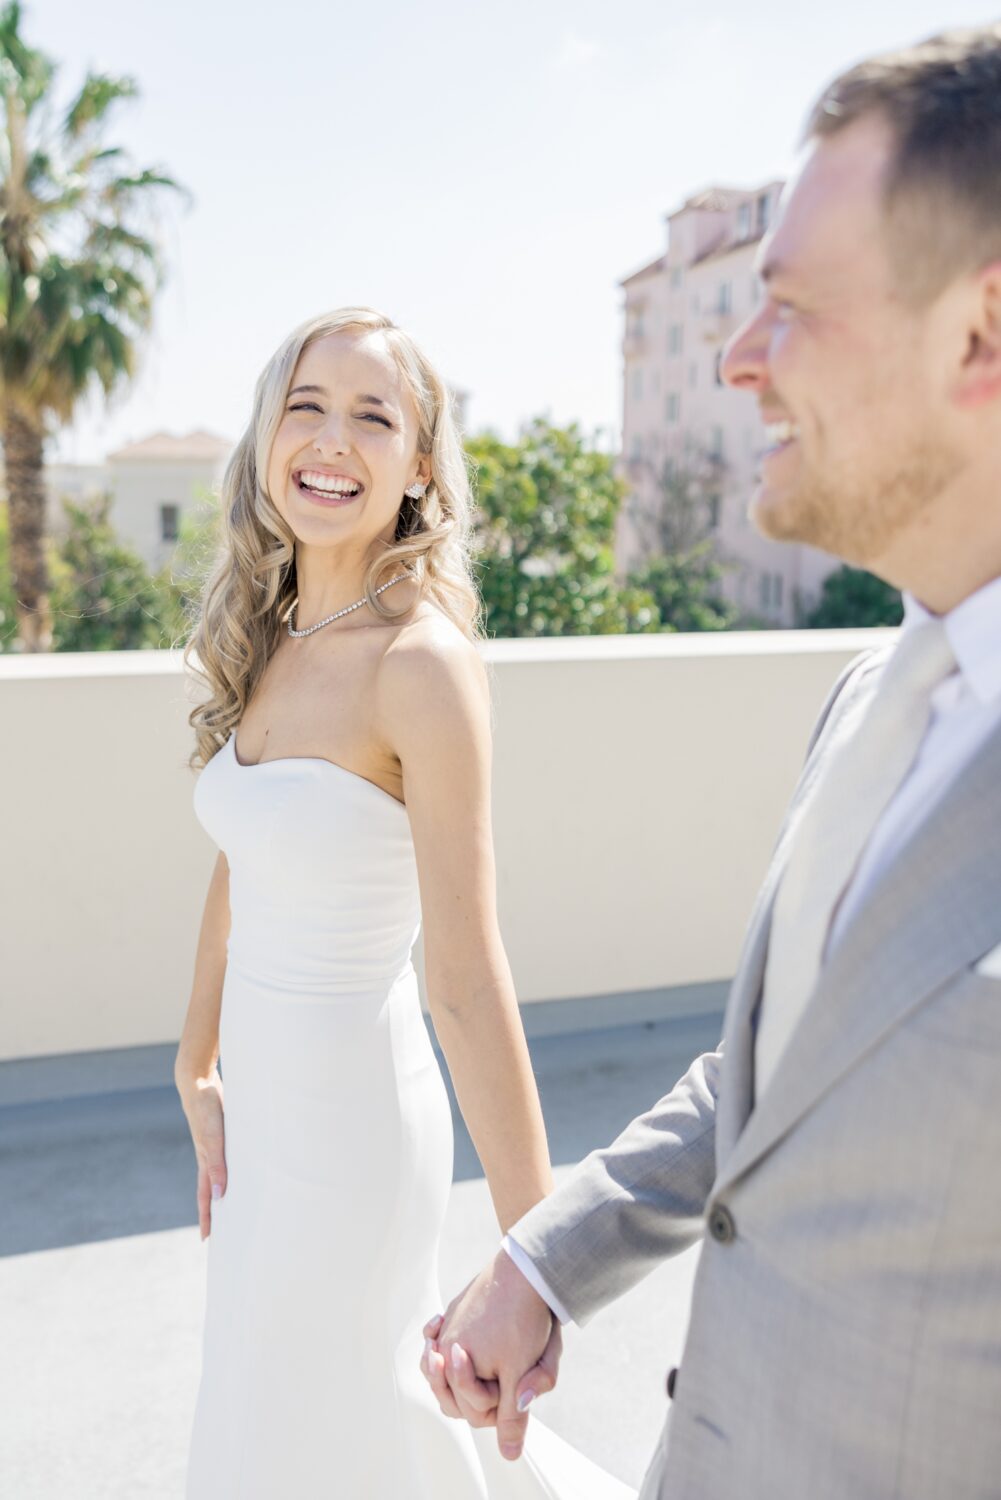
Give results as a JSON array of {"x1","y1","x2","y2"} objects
[
  {"x1": 0, "y1": 3, "x2": 185, "y2": 429},
  {"x1": 61, "y1": 72, "x2": 137, "y2": 141},
  {"x1": 0, "y1": 3, "x2": 54, "y2": 113}
]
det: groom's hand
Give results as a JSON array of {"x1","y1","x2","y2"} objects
[{"x1": 420, "y1": 1248, "x2": 562, "y2": 1461}]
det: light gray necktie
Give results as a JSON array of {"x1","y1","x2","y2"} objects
[{"x1": 754, "y1": 618, "x2": 958, "y2": 1102}]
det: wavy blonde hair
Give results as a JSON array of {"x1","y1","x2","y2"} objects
[{"x1": 182, "y1": 307, "x2": 483, "y2": 771}]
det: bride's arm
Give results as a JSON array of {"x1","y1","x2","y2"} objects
[
  {"x1": 174, "y1": 848, "x2": 231, "y2": 1237},
  {"x1": 375, "y1": 620, "x2": 554, "y2": 1235},
  {"x1": 176, "y1": 849, "x2": 231, "y2": 1084}
]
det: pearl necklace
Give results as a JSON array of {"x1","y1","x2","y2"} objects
[{"x1": 286, "y1": 573, "x2": 412, "y2": 638}]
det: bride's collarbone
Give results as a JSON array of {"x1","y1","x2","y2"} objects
[
  {"x1": 238, "y1": 672, "x2": 398, "y2": 793},
  {"x1": 238, "y1": 604, "x2": 440, "y2": 784}
]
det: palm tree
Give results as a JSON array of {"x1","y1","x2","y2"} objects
[{"x1": 0, "y1": 1, "x2": 186, "y2": 650}]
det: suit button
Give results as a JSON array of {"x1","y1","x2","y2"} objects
[
  {"x1": 666, "y1": 1366, "x2": 678, "y2": 1399},
  {"x1": 708, "y1": 1203, "x2": 736, "y2": 1244}
]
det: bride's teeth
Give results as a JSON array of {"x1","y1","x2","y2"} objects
[
  {"x1": 299, "y1": 471, "x2": 361, "y2": 496},
  {"x1": 764, "y1": 420, "x2": 799, "y2": 447}
]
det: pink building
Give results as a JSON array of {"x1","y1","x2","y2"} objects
[{"x1": 617, "y1": 183, "x2": 840, "y2": 625}]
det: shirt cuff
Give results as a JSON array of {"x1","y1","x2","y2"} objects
[{"x1": 501, "y1": 1233, "x2": 572, "y2": 1325}]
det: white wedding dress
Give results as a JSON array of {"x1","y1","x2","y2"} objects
[{"x1": 187, "y1": 732, "x2": 634, "y2": 1498}]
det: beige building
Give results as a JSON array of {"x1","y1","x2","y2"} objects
[
  {"x1": 617, "y1": 183, "x2": 840, "y2": 625},
  {"x1": 43, "y1": 430, "x2": 234, "y2": 573}
]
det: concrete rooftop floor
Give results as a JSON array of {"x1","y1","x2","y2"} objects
[{"x1": 0, "y1": 1011, "x2": 721, "y2": 1497}]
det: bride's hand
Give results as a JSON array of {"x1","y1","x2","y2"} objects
[
  {"x1": 421, "y1": 1250, "x2": 561, "y2": 1461},
  {"x1": 177, "y1": 1070, "x2": 228, "y2": 1240}
]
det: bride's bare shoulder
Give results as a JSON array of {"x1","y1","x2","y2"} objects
[
  {"x1": 386, "y1": 598, "x2": 480, "y2": 657},
  {"x1": 376, "y1": 602, "x2": 489, "y2": 729}
]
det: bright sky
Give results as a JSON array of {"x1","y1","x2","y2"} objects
[{"x1": 32, "y1": 0, "x2": 998, "y2": 464}]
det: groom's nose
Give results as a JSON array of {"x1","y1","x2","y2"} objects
[{"x1": 720, "y1": 310, "x2": 771, "y2": 394}]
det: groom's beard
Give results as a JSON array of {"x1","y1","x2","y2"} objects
[{"x1": 753, "y1": 429, "x2": 967, "y2": 567}]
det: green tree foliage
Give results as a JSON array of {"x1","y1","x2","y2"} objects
[
  {"x1": 804, "y1": 564, "x2": 904, "y2": 628},
  {"x1": 46, "y1": 491, "x2": 176, "y2": 650},
  {"x1": 468, "y1": 418, "x2": 659, "y2": 636},
  {"x1": 0, "y1": 487, "x2": 220, "y2": 652},
  {"x1": 0, "y1": 499, "x2": 16, "y2": 645},
  {"x1": 627, "y1": 546, "x2": 734, "y2": 633}
]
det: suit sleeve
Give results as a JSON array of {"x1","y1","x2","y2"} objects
[
  {"x1": 505, "y1": 1045, "x2": 722, "y2": 1327},
  {"x1": 507, "y1": 645, "x2": 879, "y2": 1330}
]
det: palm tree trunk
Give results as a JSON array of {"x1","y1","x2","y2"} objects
[{"x1": 4, "y1": 408, "x2": 52, "y2": 652}]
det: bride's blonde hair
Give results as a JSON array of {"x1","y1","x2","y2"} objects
[{"x1": 183, "y1": 306, "x2": 483, "y2": 771}]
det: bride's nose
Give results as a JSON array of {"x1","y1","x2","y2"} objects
[{"x1": 311, "y1": 413, "x2": 352, "y2": 456}]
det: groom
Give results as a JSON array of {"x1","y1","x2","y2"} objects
[{"x1": 420, "y1": 23, "x2": 1001, "y2": 1500}]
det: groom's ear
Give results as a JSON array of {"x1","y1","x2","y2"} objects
[{"x1": 952, "y1": 260, "x2": 1001, "y2": 409}]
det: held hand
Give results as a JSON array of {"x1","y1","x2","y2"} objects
[
  {"x1": 420, "y1": 1249, "x2": 563, "y2": 1461},
  {"x1": 177, "y1": 1069, "x2": 228, "y2": 1239}
]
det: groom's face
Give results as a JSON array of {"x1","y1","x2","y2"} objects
[{"x1": 720, "y1": 111, "x2": 965, "y2": 570}]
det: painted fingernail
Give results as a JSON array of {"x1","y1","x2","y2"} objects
[
  {"x1": 211, "y1": 1182, "x2": 222, "y2": 1200},
  {"x1": 451, "y1": 1343, "x2": 463, "y2": 1370},
  {"x1": 423, "y1": 1338, "x2": 433, "y2": 1360},
  {"x1": 502, "y1": 1443, "x2": 521, "y2": 1459},
  {"x1": 517, "y1": 1390, "x2": 536, "y2": 1412}
]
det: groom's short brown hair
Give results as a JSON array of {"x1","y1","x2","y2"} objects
[{"x1": 803, "y1": 24, "x2": 1001, "y2": 305}]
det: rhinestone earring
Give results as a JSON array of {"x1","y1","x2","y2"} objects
[{"x1": 404, "y1": 481, "x2": 427, "y2": 500}]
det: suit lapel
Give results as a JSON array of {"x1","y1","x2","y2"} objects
[
  {"x1": 715, "y1": 715, "x2": 1001, "y2": 1196},
  {"x1": 714, "y1": 647, "x2": 886, "y2": 1169},
  {"x1": 713, "y1": 694, "x2": 862, "y2": 1166}
]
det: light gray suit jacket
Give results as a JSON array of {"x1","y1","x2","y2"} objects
[{"x1": 510, "y1": 647, "x2": 1001, "y2": 1499}]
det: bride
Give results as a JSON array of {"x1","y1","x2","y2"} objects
[{"x1": 176, "y1": 306, "x2": 634, "y2": 1497}]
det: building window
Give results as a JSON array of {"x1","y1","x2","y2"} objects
[
  {"x1": 717, "y1": 281, "x2": 732, "y2": 315},
  {"x1": 670, "y1": 267, "x2": 683, "y2": 290},
  {"x1": 750, "y1": 273, "x2": 761, "y2": 305},
  {"x1": 756, "y1": 192, "x2": 770, "y2": 234},
  {"x1": 714, "y1": 350, "x2": 724, "y2": 386},
  {"x1": 160, "y1": 503, "x2": 179, "y2": 542},
  {"x1": 632, "y1": 366, "x2": 644, "y2": 401},
  {"x1": 688, "y1": 362, "x2": 697, "y2": 389},
  {"x1": 709, "y1": 425, "x2": 724, "y2": 460},
  {"x1": 630, "y1": 433, "x2": 643, "y2": 461},
  {"x1": 708, "y1": 493, "x2": 721, "y2": 529},
  {"x1": 666, "y1": 393, "x2": 680, "y2": 424},
  {"x1": 759, "y1": 571, "x2": 784, "y2": 614},
  {"x1": 668, "y1": 323, "x2": 683, "y2": 356},
  {"x1": 737, "y1": 202, "x2": 752, "y2": 240}
]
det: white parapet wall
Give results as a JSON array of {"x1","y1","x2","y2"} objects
[{"x1": 0, "y1": 629, "x2": 893, "y2": 1062}]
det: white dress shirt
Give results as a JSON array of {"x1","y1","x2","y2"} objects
[{"x1": 503, "y1": 575, "x2": 1001, "y2": 1324}]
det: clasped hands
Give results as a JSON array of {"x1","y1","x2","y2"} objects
[{"x1": 419, "y1": 1248, "x2": 563, "y2": 1462}]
